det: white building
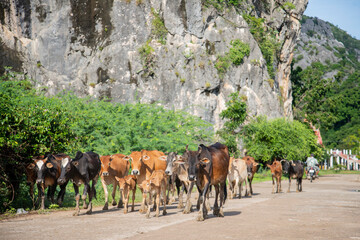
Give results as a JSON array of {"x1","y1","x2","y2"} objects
[{"x1": 325, "y1": 149, "x2": 360, "y2": 170}]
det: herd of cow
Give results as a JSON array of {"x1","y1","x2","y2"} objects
[{"x1": 25, "y1": 142, "x2": 305, "y2": 221}]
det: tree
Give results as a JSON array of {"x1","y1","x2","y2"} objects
[
  {"x1": 216, "y1": 92, "x2": 247, "y2": 155},
  {"x1": 241, "y1": 116, "x2": 323, "y2": 162}
]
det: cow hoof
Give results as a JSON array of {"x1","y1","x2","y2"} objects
[
  {"x1": 146, "y1": 214, "x2": 150, "y2": 219},
  {"x1": 112, "y1": 201, "x2": 117, "y2": 206},
  {"x1": 177, "y1": 204, "x2": 184, "y2": 209},
  {"x1": 213, "y1": 209, "x2": 219, "y2": 216},
  {"x1": 83, "y1": 205, "x2": 88, "y2": 209},
  {"x1": 73, "y1": 211, "x2": 79, "y2": 216},
  {"x1": 218, "y1": 209, "x2": 224, "y2": 217},
  {"x1": 102, "y1": 206, "x2": 108, "y2": 210},
  {"x1": 117, "y1": 204, "x2": 123, "y2": 209},
  {"x1": 163, "y1": 210, "x2": 167, "y2": 215},
  {"x1": 86, "y1": 210, "x2": 92, "y2": 215},
  {"x1": 196, "y1": 215, "x2": 205, "y2": 221}
]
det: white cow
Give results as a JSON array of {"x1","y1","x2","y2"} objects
[{"x1": 227, "y1": 157, "x2": 249, "y2": 199}]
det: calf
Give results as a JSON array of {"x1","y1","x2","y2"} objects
[
  {"x1": 164, "y1": 151, "x2": 194, "y2": 212},
  {"x1": 58, "y1": 151, "x2": 101, "y2": 216},
  {"x1": 141, "y1": 170, "x2": 168, "y2": 218},
  {"x1": 281, "y1": 160, "x2": 304, "y2": 192},
  {"x1": 267, "y1": 160, "x2": 282, "y2": 194},
  {"x1": 243, "y1": 156, "x2": 258, "y2": 196},
  {"x1": 115, "y1": 175, "x2": 137, "y2": 214},
  {"x1": 25, "y1": 156, "x2": 41, "y2": 205},
  {"x1": 32, "y1": 153, "x2": 70, "y2": 209},
  {"x1": 227, "y1": 157, "x2": 249, "y2": 199},
  {"x1": 130, "y1": 150, "x2": 167, "y2": 213},
  {"x1": 100, "y1": 154, "x2": 130, "y2": 210},
  {"x1": 187, "y1": 142, "x2": 230, "y2": 221}
]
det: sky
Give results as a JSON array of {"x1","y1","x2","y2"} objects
[{"x1": 304, "y1": 0, "x2": 360, "y2": 40}]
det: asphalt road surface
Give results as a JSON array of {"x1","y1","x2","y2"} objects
[{"x1": 1, "y1": 174, "x2": 359, "y2": 240}]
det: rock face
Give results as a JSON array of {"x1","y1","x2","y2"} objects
[{"x1": 0, "y1": 0, "x2": 308, "y2": 129}]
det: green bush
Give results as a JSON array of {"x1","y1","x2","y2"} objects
[{"x1": 241, "y1": 116, "x2": 323, "y2": 162}]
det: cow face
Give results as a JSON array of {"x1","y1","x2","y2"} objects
[
  {"x1": 165, "y1": 152, "x2": 179, "y2": 176},
  {"x1": 141, "y1": 179, "x2": 151, "y2": 193},
  {"x1": 130, "y1": 151, "x2": 142, "y2": 175},
  {"x1": 26, "y1": 162, "x2": 36, "y2": 185},
  {"x1": 186, "y1": 144, "x2": 211, "y2": 182},
  {"x1": 57, "y1": 155, "x2": 73, "y2": 185},
  {"x1": 267, "y1": 161, "x2": 282, "y2": 176},
  {"x1": 100, "y1": 155, "x2": 112, "y2": 177},
  {"x1": 34, "y1": 155, "x2": 56, "y2": 184},
  {"x1": 243, "y1": 156, "x2": 257, "y2": 178},
  {"x1": 281, "y1": 160, "x2": 290, "y2": 174},
  {"x1": 115, "y1": 176, "x2": 126, "y2": 190}
]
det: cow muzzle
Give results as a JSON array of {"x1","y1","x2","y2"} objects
[
  {"x1": 188, "y1": 175, "x2": 196, "y2": 181},
  {"x1": 36, "y1": 179, "x2": 44, "y2": 184},
  {"x1": 165, "y1": 170, "x2": 172, "y2": 176},
  {"x1": 102, "y1": 172, "x2": 109, "y2": 177},
  {"x1": 57, "y1": 178, "x2": 65, "y2": 185},
  {"x1": 132, "y1": 170, "x2": 140, "y2": 175}
]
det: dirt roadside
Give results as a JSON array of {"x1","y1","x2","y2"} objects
[{"x1": 1, "y1": 174, "x2": 359, "y2": 240}]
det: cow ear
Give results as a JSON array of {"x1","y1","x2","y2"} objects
[
  {"x1": 253, "y1": 162, "x2": 259, "y2": 166},
  {"x1": 27, "y1": 163, "x2": 35, "y2": 169},
  {"x1": 266, "y1": 164, "x2": 271, "y2": 168},
  {"x1": 46, "y1": 163, "x2": 54, "y2": 168},
  {"x1": 75, "y1": 151, "x2": 83, "y2": 160},
  {"x1": 159, "y1": 156, "x2": 167, "y2": 161},
  {"x1": 72, "y1": 161, "x2": 79, "y2": 166},
  {"x1": 115, "y1": 176, "x2": 121, "y2": 182},
  {"x1": 143, "y1": 155, "x2": 150, "y2": 161},
  {"x1": 176, "y1": 155, "x2": 183, "y2": 161},
  {"x1": 123, "y1": 156, "x2": 131, "y2": 161},
  {"x1": 200, "y1": 158, "x2": 210, "y2": 165},
  {"x1": 174, "y1": 160, "x2": 185, "y2": 165}
]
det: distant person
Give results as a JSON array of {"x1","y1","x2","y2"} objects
[{"x1": 306, "y1": 154, "x2": 319, "y2": 178}]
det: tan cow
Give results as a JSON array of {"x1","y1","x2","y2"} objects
[
  {"x1": 141, "y1": 170, "x2": 168, "y2": 218},
  {"x1": 267, "y1": 160, "x2": 283, "y2": 194},
  {"x1": 115, "y1": 175, "x2": 137, "y2": 214},
  {"x1": 100, "y1": 154, "x2": 130, "y2": 210},
  {"x1": 243, "y1": 156, "x2": 259, "y2": 196},
  {"x1": 129, "y1": 150, "x2": 167, "y2": 213},
  {"x1": 227, "y1": 157, "x2": 249, "y2": 199}
]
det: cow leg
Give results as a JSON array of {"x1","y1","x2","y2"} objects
[
  {"x1": 271, "y1": 176, "x2": 275, "y2": 194},
  {"x1": 57, "y1": 182, "x2": 67, "y2": 206},
  {"x1": 218, "y1": 182, "x2": 226, "y2": 217},
  {"x1": 213, "y1": 184, "x2": 220, "y2": 216},
  {"x1": 287, "y1": 177, "x2": 291, "y2": 193},
  {"x1": 183, "y1": 181, "x2": 194, "y2": 214},
  {"x1": 162, "y1": 183, "x2": 167, "y2": 216},
  {"x1": 196, "y1": 189, "x2": 202, "y2": 211},
  {"x1": 249, "y1": 177, "x2": 253, "y2": 195},
  {"x1": 29, "y1": 183, "x2": 36, "y2": 209},
  {"x1": 197, "y1": 182, "x2": 210, "y2": 221},
  {"x1": 169, "y1": 176, "x2": 176, "y2": 205},
  {"x1": 112, "y1": 181, "x2": 118, "y2": 207},
  {"x1": 178, "y1": 183, "x2": 185, "y2": 209},
  {"x1": 82, "y1": 183, "x2": 89, "y2": 209},
  {"x1": 279, "y1": 177, "x2": 282, "y2": 192},
  {"x1": 50, "y1": 184, "x2": 57, "y2": 204},
  {"x1": 123, "y1": 188, "x2": 128, "y2": 214},
  {"x1": 139, "y1": 189, "x2": 147, "y2": 214},
  {"x1": 131, "y1": 189, "x2": 136, "y2": 212},
  {"x1": 37, "y1": 183, "x2": 45, "y2": 210},
  {"x1": 145, "y1": 193, "x2": 151, "y2": 218},
  {"x1": 228, "y1": 180, "x2": 233, "y2": 199},
  {"x1": 244, "y1": 176, "x2": 250, "y2": 198},
  {"x1": 239, "y1": 181, "x2": 242, "y2": 199},
  {"x1": 101, "y1": 178, "x2": 109, "y2": 210},
  {"x1": 155, "y1": 190, "x2": 160, "y2": 217},
  {"x1": 299, "y1": 178, "x2": 303, "y2": 192},
  {"x1": 86, "y1": 180, "x2": 96, "y2": 215},
  {"x1": 73, "y1": 184, "x2": 80, "y2": 216}
]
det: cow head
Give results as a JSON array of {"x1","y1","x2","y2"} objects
[
  {"x1": 280, "y1": 159, "x2": 290, "y2": 174},
  {"x1": 130, "y1": 151, "x2": 143, "y2": 176},
  {"x1": 100, "y1": 155, "x2": 112, "y2": 177},
  {"x1": 267, "y1": 160, "x2": 282, "y2": 176},
  {"x1": 165, "y1": 152, "x2": 183, "y2": 176},
  {"x1": 243, "y1": 156, "x2": 258, "y2": 178},
  {"x1": 141, "y1": 179, "x2": 151, "y2": 193},
  {"x1": 34, "y1": 154, "x2": 57, "y2": 184},
  {"x1": 57, "y1": 152, "x2": 82, "y2": 185},
  {"x1": 186, "y1": 144, "x2": 211, "y2": 182}
]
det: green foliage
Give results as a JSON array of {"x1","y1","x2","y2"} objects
[
  {"x1": 283, "y1": 2, "x2": 296, "y2": 11},
  {"x1": 203, "y1": 0, "x2": 243, "y2": 11},
  {"x1": 138, "y1": 40, "x2": 155, "y2": 77},
  {"x1": 217, "y1": 92, "x2": 247, "y2": 155},
  {"x1": 243, "y1": 14, "x2": 281, "y2": 79},
  {"x1": 241, "y1": 116, "x2": 323, "y2": 162},
  {"x1": 151, "y1": 8, "x2": 167, "y2": 45},
  {"x1": 214, "y1": 39, "x2": 250, "y2": 78}
]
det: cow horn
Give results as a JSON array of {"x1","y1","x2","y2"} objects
[
  {"x1": 198, "y1": 145, "x2": 202, "y2": 154},
  {"x1": 280, "y1": 159, "x2": 286, "y2": 163},
  {"x1": 186, "y1": 145, "x2": 189, "y2": 151}
]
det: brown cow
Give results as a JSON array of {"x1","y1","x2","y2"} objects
[
  {"x1": 100, "y1": 154, "x2": 130, "y2": 210},
  {"x1": 115, "y1": 175, "x2": 137, "y2": 214},
  {"x1": 25, "y1": 156, "x2": 42, "y2": 205},
  {"x1": 243, "y1": 156, "x2": 259, "y2": 196},
  {"x1": 141, "y1": 170, "x2": 167, "y2": 218},
  {"x1": 267, "y1": 160, "x2": 282, "y2": 194},
  {"x1": 130, "y1": 150, "x2": 167, "y2": 213},
  {"x1": 187, "y1": 143, "x2": 230, "y2": 221}
]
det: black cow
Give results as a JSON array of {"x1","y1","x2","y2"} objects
[
  {"x1": 280, "y1": 160, "x2": 304, "y2": 192},
  {"x1": 187, "y1": 142, "x2": 229, "y2": 221},
  {"x1": 58, "y1": 151, "x2": 101, "y2": 216},
  {"x1": 31, "y1": 153, "x2": 70, "y2": 209}
]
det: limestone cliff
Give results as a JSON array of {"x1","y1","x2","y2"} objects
[{"x1": 0, "y1": 0, "x2": 308, "y2": 129}]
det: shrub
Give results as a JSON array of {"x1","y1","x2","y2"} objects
[{"x1": 151, "y1": 8, "x2": 167, "y2": 45}]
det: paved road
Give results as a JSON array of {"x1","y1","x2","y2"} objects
[{"x1": 1, "y1": 174, "x2": 359, "y2": 240}]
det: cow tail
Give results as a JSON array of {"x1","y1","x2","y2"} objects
[{"x1": 223, "y1": 182, "x2": 227, "y2": 204}]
